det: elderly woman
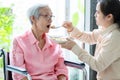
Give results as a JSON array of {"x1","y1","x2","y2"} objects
[{"x1": 10, "y1": 4, "x2": 68, "y2": 80}]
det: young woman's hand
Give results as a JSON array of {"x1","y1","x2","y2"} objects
[
  {"x1": 62, "y1": 21, "x2": 74, "y2": 32},
  {"x1": 60, "y1": 38, "x2": 76, "y2": 50}
]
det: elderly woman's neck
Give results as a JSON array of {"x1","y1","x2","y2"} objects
[{"x1": 31, "y1": 28, "x2": 45, "y2": 41}]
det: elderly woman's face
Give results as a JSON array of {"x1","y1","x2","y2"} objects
[{"x1": 34, "y1": 6, "x2": 53, "y2": 33}]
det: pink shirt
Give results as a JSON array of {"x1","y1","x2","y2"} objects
[{"x1": 10, "y1": 30, "x2": 68, "y2": 80}]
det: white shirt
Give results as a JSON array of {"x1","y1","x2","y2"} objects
[{"x1": 71, "y1": 24, "x2": 120, "y2": 80}]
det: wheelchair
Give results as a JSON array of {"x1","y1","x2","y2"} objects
[{"x1": 0, "y1": 49, "x2": 87, "y2": 80}]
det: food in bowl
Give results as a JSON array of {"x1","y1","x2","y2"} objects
[{"x1": 50, "y1": 37, "x2": 67, "y2": 43}]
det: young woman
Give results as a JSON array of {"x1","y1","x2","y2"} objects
[{"x1": 61, "y1": 0, "x2": 120, "y2": 80}]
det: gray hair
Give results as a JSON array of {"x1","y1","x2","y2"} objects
[{"x1": 27, "y1": 4, "x2": 48, "y2": 24}]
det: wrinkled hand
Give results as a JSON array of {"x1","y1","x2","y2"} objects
[
  {"x1": 60, "y1": 38, "x2": 76, "y2": 50},
  {"x1": 62, "y1": 21, "x2": 74, "y2": 32},
  {"x1": 57, "y1": 74, "x2": 67, "y2": 80},
  {"x1": 21, "y1": 77, "x2": 28, "y2": 80}
]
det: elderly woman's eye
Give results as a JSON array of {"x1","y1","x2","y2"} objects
[{"x1": 43, "y1": 15, "x2": 48, "y2": 17}]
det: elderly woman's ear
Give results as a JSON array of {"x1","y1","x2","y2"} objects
[{"x1": 30, "y1": 16, "x2": 36, "y2": 24}]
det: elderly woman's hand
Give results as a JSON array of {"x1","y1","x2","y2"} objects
[
  {"x1": 60, "y1": 38, "x2": 76, "y2": 50},
  {"x1": 57, "y1": 74, "x2": 67, "y2": 80},
  {"x1": 21, "y1": 77, "x2": 28, "y2": 80}
]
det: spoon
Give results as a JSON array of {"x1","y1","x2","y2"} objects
[{"x1": 50, "y1": 25, "x2": 62, "y2": 29}]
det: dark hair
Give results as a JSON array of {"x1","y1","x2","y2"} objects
[{"x1": 97, "y1": 0, "x2": 120, "y2": 27}]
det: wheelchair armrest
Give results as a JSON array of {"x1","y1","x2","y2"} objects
[
  {"x1": 6, "y1": 65, "x2": 32, "y2": 80},
  {"x1": 6, "y1": 65, "x2": 28, "y2": 76},
  {"x1": 64, "y1": 60, "x2": 87, "y2": 80},
  {"x1": 64, "y1": 60, "x2": 85, "y2": 69}
]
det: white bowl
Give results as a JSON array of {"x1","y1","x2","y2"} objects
[{"x1": 50, "y1": 37, "x2": 67, "y2": 43}]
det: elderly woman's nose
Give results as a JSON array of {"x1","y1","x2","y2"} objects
[{"x1": 48, "y1": 18, "x2": 52, "y2": 23}]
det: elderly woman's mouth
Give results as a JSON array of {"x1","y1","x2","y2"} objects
[{"x1": 47, "y1": 25, "x2": 50, "y2": 28}]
